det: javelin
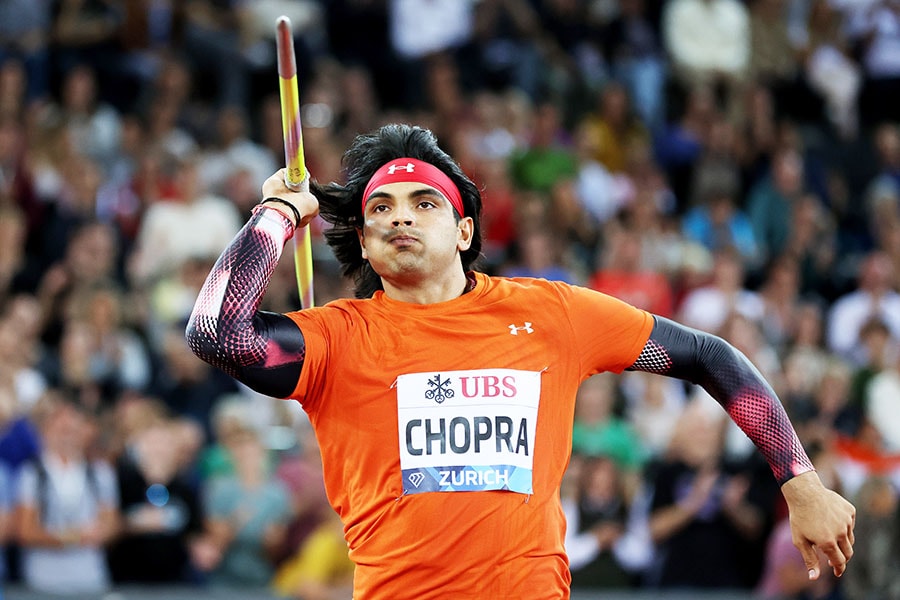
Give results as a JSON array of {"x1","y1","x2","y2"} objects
[{"x1": 276, "y1": 15, "x2": 314, "y2": 309}]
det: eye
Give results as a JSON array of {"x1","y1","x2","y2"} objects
[
  {"x1": 371, "y1": 203, "x2": 390, "y2": 213},
  {"x1": 417, "y1": 199, "x2": 437, "y2": 209}
]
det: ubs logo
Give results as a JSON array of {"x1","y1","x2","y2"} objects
[{"x1": 425, "y1": 374, "x2": 455, "y2": 404}]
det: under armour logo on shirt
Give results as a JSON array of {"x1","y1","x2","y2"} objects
[
  {"x1": 387, "y1": 162, "x2": 416, "y2": 175},
  {"x1": 508, "y1": 323, "x2": 534, "y2": 335}
]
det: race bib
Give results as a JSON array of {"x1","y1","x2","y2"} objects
[{"x1": 396, "y1": 368, "x2": 541, "y2": 495}]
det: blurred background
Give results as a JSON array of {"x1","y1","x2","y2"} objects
[{"x1": 2, "y1": 0, "x2": 900, "y2": 598}]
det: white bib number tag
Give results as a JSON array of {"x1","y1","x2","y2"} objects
[{"x1": 396, "y1": 369, "x2": 541, "y2": 495}]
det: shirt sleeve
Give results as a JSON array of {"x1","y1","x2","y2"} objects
[{"x1": 557, "y1": 283, "x2": 654, "y2": 376}]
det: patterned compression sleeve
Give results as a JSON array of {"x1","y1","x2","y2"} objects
[
  {"x1": 185, "y1": 205, "x2": 305, "y2": 399},
  {"x1": 627, "y1": 316, "x2": 814, "y2": 485}
]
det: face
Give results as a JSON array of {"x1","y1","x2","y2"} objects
[{"x1": 358, "y1": 181, "x2": 473, "y2": 286}]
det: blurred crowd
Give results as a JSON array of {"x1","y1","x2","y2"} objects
[{"x1": 2, "y1": 0, "x2": 900, "y2": 598}]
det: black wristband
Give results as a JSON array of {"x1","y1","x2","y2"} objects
[{"x1": 260, "y1": 197, "x2": 301, "y2": 227}]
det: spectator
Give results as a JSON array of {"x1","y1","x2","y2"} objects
[
  {"x1": 108, "y1": 411, "x2": 213, "y2": 584},
  {"x1": 547, "y1": 178, "x2": 601, "y2": 275},
  {"x1": 646, "y1": 401, "x2": 771, "y2": 590},
  {"x1": 272, "y1": 423, "x2": 332, "y2": 569},
  {"x1": 747, "y1": 148, "x2": 807, "y2": 263},
  {"x1": 847, "y1": 0, "x2": 900, "y2": 126},
  {"x1": 870, "y1": 123, "x2": 900, "y2": 194},
  {"x1": 687, "y1": 113, "x2": 743, "y2": 212},
  {"x1": 15, "y1": 392, "x2": 120, "y2": 596},
  {"x1": 0, "y1": 57, "x2": 27, "y2": 121},
  {"x1": 271, "y1": 510, "x2": 355, "y2": 600},
  {"x1": 0, "y1": 0, "x2": 52, "y2": 101},
  {"x1": 0, "y1": 116, "x2": 42, "y2": 240},
  {"x1": 681, "y1": 187, "x2": 760, "y2": 269},
  {"x1": 180, "y1": 0, "x2": 249, "y2": 109},
  {"x1": 198, "y1": 105, "x2": 277, "y2": 197},
  {"x1": 50, "y1": 0, "x2": 123, "y2": 92},
  {"x1": 0, "y1": 208, "x2": 37, "y2": 303},
  {"x1": 677, "y1": 249, "x2": 764, "y2": 334},
  {"x1": 572, "y1": 120, "x2": 629, "y2": 227},
  {"x1": 653, "y1": 83, "x2": 717, "y2": 207},
  {"x1": 53, "y1": 284, "x2": 150, "y2": 402},
  {"x1": 619, "y1": 370, "x2": 688, "y2": 459},
  {"x1": 129, "y1": 155, "x2": 241, "y2": 286},
  {"x1": 386, "y1": 0, "x2": 476, "y2": 110},
  {"x1": 455, "y1": 0, "x2": 544, "y2": 99},
  {"x1": 469, "y1": 156, "x2": 518, "y2": 268},
  {"x1": 863, "y1": 341, "x2": 900, "y2": 453},
  {"x1": 589, "y1": 227, "x2": 675, "y2": 318},
  {"x1": 747, "y1": 0, "x2": 804, "y2": 116},
  {"x1": 0, "y1": 298, "x2": 47, "y2": 416},
  {"x1": 662, "y1": 0, "x2": 750, "y2": 121},
  {"x1": 601, "y1": 0, "x2": 667, "y2": 131},
  {"x1": 785, "y1": 192, "x2": 838, "y2": 298},
  {"x1": 826, "y1": 250, "x2": 900, "y2": 365},
  {"x1": 843, "y1": 476, "x2": 900, "y2": 599},
  {"x1": 800, "y1": 0, "x2": 862, "y2": 139},
  {"x1": 847, "y1": 317, "x2": 894, "y2": 415},
  {"x1": 568, "y1": 456, "x2": 633, "y2": 589},
  {"x1": 616, "y1": 164, "x2": 683, "y2": 278},
  {"x1": 571, "y1": 373, "x2": 646, "y2": 472},
  {"x1": 55, "y1": 63, "x2": 123, "y2": 171},
  {"x1": 500, "y1": 227, "x2": 579, "y2": 284},
  {"x1": 782, "y1": 300, "x2": 833, "y2": 410},
  {"x1": 579, "y1": 82, "x2": 650, "y2": 174},
  {"x1": 793, "y1": 358, "x2": 859, "y2": 450},
  {"x1": 509, "y1": 98, "x2": 578, "y2": 194},
  {"x1": 35, "y1": 219, "x2": 117, "y2": 316},
  {"x1": 756, "y1": 256, "x2": 803, "y2": 350},
  {"x1": 38, "y1": 154, "x2": 108, "y2": 272},
  {"x1": 202, "y1": 424, "x2": 292, "y2": 588}
]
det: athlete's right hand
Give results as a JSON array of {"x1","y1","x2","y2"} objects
[{"x1": 261, "y1": 168, "x2": 319, "y2": 228}]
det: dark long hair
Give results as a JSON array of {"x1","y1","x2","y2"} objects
[{"x1": 312, "y1": 123, "x2": 483, "y2": 298}]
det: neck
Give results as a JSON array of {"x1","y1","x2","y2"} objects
[{"x1": 381, "y1": 269, "x2": 471, "y2": 305}]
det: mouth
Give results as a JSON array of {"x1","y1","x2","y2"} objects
[{"x1": 388, "y1": 233, "x2": 419, "y2": 247}]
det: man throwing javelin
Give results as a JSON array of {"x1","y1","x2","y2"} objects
[{"x1": 186, "y1": 124, "x2": 854, "y2": 599}]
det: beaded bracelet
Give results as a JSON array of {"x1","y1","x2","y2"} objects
[{"x1": 260, "y1": 197, "x2": 301, "y2": 228}]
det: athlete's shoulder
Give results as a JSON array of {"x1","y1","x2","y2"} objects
[
  {"x1": 478, "y1": 272, "x2": 579, "y2": 296},
  {"x1": 285, "y1": 296, "x2": 378, "y2": 330}
]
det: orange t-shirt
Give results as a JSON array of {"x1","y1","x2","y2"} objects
[{"x1": 286, "y1": 273, "x2": 652, "y2": 600}]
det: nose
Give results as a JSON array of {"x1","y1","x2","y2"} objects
[{"x1": 392, "y1": 205, "x2": 415, "y2": 227}]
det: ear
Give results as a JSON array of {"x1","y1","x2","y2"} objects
[
  {"x1": 457, "y1": 217, "x2": 474, "y2": 252},
  {"x1": 357, "y1": 227, "x2": 367, "y2": 260}
]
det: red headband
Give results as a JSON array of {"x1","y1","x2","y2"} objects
[{"x1": 362, "y1": 158, "x2": 464, "y2": 217}]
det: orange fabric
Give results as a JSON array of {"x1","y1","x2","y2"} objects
[{"x1": 285, "y1": 273, "x2": 653, "y2": 599}]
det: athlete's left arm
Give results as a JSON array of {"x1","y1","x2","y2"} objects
[
  {"x1": 627, "y1": 315, "x2": 856, "y2": 578},
  {"x1": 626, "y1": 315, "x2": 809, "y2": 484}
]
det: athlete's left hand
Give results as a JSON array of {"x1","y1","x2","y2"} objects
[{"x1": 781, "y1": 471, "x2": 855, "y2": 579}]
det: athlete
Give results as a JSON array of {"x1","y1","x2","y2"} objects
[{"x1": 186, "y1": 124, "x2": 855, "y2": 599}]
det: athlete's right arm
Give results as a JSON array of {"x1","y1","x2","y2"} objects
[{"x1": 185, "y1": 170, "x2": 318, "y2": 399}]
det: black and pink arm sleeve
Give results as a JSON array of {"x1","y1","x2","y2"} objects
[
  {"x1": 185, "y1": 206, "x2": 306, "y2": 399},
  {"x1": 627, "y1": 316, "x2": 814, "y2": 485}
]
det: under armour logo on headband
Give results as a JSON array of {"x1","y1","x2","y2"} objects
[{"x1": 387, "y1": 162, "x2": 416, "y2": 175}]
